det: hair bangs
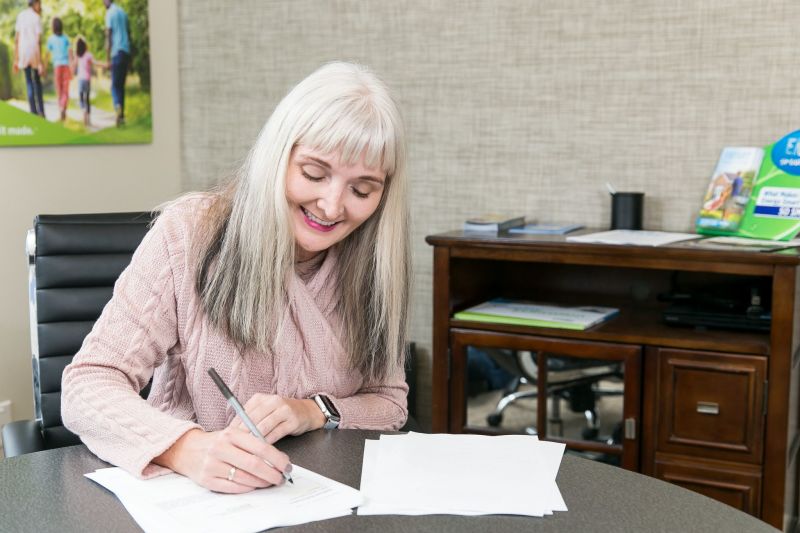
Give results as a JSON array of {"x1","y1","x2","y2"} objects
[{"x1": 299, "y1": 95, "x2": 397, "y2": 178}]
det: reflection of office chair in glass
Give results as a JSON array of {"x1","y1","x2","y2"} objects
[{"x1": 481, "y1": 348, "x2": 623, "y2": 440}]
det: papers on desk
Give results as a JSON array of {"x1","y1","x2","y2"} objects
[
  {"x1": 703, "y1": 236, "x2": 800, "y2": 249},
  {"x1": 358, "y1": 432, "x2": 566, "y2": 517},
  {"x1": 85, "y1": 464, "x2": 362, "y2": 533},
  {"x1": 567, "y1": 230, "x2": 700, "y2": 246}
]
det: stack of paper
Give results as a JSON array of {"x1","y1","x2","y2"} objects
[
  {"x1": 85, "y1": 464, "x2": 363, "y2": 533},
  {"x1": 454, "y1": 298, "x2": 618, "y2": 330},
  {"x1": 358, "y1": 432, "x2": 566, "y2": 517},
  {"x1": 704, "y1": 236, "x2": 800, "y2": 247},
  {"x1": 566, "y1": 230, "x2": 700, "y2": 246}
]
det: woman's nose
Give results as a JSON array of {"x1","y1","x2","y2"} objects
[{"x1": 318, "y1": 186, "x2": 345, "y2": 220}]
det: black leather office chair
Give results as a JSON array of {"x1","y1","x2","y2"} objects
[
  {"x1": 2, "y1": 212, "x2": 154, "y2": 457},
  {"x1": 2, "y1": 212, "x2": 421, "y2": 457}
]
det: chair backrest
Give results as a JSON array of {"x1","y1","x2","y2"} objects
[{"x1": 29, "y1": 212, "x2": 154, "y2": 450}]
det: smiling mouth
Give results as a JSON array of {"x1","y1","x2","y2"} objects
[{"x1": 301, "y1": 206, "x2": 340, "y2": 232}]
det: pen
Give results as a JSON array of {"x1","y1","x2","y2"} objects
[{"x1": 207, "y1": 367, "x2": 294, "y2": 484}]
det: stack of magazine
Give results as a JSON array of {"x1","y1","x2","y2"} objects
[{"x1": 454, "y1": 298, "x2": 619, "y2": 330}]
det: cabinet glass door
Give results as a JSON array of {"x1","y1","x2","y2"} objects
[{"x1": 451, "y1": 330, "x2": 642, "y2": 470}]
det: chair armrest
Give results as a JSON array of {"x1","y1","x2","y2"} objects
[
  {"x1": 2, "y1": 420, "x2": 45, "y2": 458},
  {"x1": 399, "y1": 415, "x2": 421, "y2": 433}
]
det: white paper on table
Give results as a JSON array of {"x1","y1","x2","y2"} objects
[
  {"x1": 401, "y1": 433, "x2": 566, "y2": 513},
  {"x1": 357, "y1": 433, "x2": 566, "y2": 517},
  {"x1": 360, "y1": 434, "x2": 546, "y2": 516},
  {"x1": 359, "y1": 438, "x2": 551, "y2": 516},
  {"x1": 85, "y1": 464, "x2": 362, "y2": 533},
  {"x1": 704, "y1": 236, "x2": 800, "y2": 247},
  {"x1": 567, "y1": 230, "x2": 700, "y2": 246},
  {"x1": 530, "y1": 438, "x2": 567, "y2": 512}
]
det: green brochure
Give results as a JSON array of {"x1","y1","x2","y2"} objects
[
  {"x1": 737, "y1": 130, "x2": 800, "y2": 240},
  {"x1": 697, "y1": 130, "x2": 800, "y2": 241}
]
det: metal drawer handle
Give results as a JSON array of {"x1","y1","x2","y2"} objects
[
  {"x1": 624, "y1": 417, "x2": 636, "y2": 440},
  {"x1": 696, "y1": 401, "x2": 720, "y2": 415}
]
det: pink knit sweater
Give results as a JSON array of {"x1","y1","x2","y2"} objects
[{"x1": 61, "y1": 197, "x2": 408, "y2": 478}]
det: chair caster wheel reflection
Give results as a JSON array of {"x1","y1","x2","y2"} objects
[{"x1": 487, "y1": 413, "x2": 503, "y2": 427}]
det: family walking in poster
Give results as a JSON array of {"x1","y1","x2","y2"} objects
[{"x1": 0, "y1": 0, "x2": 151, "y2": 145}]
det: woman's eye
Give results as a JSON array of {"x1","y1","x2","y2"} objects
[
  {"x1": 302, "y1": 171, "x2": 324, "y2": 182},
  {"x1": 352, "y1": 188, "x2": 369, "y2": 199}
]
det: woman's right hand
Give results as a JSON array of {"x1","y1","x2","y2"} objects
[{"x1": 153, "y1": 427, "x2": 292, "y2": 493}]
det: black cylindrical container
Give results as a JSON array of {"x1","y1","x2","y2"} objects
[{"x1": 610, "y1": 192, "x2": 644, "y2": 230}]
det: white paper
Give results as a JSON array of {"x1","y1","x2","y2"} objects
[
  {"x1": 567, "y1": 230, "x2": 700, "y2": 246},
  {"x1": 85, "y1": 464, "x2": 362, "y2": 533},
  {"x1": 704, "y1": 236, "x2": 800, "y2": 247},
  {"x1": 358, "y1": 432, "x2": 566, "y2": 517}
]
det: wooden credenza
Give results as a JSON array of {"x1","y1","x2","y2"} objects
[{"x1": 426, "y1": 230, "x2": 800, "y2": 531}]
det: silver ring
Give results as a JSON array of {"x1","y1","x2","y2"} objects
[{"x1": 227, "y1": 466, "x2": 236, "y2": 482}]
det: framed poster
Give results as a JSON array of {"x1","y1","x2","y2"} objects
[{"x1": 0, "y1": 0, "x2": 151, "y2": 146}]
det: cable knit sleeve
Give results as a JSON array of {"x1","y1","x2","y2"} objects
[
  {"x1": 332, "y1": 364, "x2": 409, "y2": 431},
  {"x1": 61, "y1": 209, "x2": 200, "y2": 478}
]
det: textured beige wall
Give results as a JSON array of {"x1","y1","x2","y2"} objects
[
  {"x1": 0, "y1": 0, "x2": 182, "y2": 422},
  {"x1": 178, "y1": 0, "x2": 800, "y2": 429}
]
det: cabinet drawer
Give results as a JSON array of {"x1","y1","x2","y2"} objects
[
  {"x1": 654, "y1": 453, "x2": 761, "y2": 516},
  {"x1": 656, "y1": 348, "x2": 765, "y2": 463}
]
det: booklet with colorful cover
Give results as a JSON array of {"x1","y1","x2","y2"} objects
[
  {"x1": 454, "y1": 298, "x2": 619, "y2": 330},
  {"x1": 696, "y1": 130, "x2": 800, "y2": 241},
  {"x1": 696, "y1": 147, "x2": 764, "y2": 235}
]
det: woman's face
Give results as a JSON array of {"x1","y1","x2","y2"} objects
[{"x1": 286, "y1": 145, "x2": 386, "y2": 260}]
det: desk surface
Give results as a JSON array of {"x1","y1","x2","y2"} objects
[{"x1": 0, "y1": 429, "x2": 777, "y2": 532}]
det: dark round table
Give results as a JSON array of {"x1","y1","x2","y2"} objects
[{"x1": 0, "y1": 429, "x2": 778, "y2": 532}]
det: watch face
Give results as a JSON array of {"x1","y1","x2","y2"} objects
[{"x1": 319, "y1": 395, "x2": 340, "y2": 419}]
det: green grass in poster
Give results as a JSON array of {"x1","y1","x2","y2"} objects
[{"x1": 0, "y1": 100, "x2": 80, "y2": 145}]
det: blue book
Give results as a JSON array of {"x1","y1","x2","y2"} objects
[{"x1": 509, "y1": 223, "x2": 584, "y2": 235}]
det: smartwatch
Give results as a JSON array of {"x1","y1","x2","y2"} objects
[{"x1": 313, "y1": 394, "x2": 341, "y2": 429}]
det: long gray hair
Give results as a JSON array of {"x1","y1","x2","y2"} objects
[{"x1": 193, "y1": 62, "x2": 410, "y2": 383}]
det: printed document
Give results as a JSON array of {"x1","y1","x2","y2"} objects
[{"x1": 85, "y1": 464, "x2": 362, "y2": 533}]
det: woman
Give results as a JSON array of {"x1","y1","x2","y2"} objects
[{"x1": 62, "y1": 62, "x2": 410, "y2": 494}]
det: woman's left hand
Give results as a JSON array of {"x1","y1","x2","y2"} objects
[{"x1": 231, "y1": 394, "x2": 326, "y2": 443}]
